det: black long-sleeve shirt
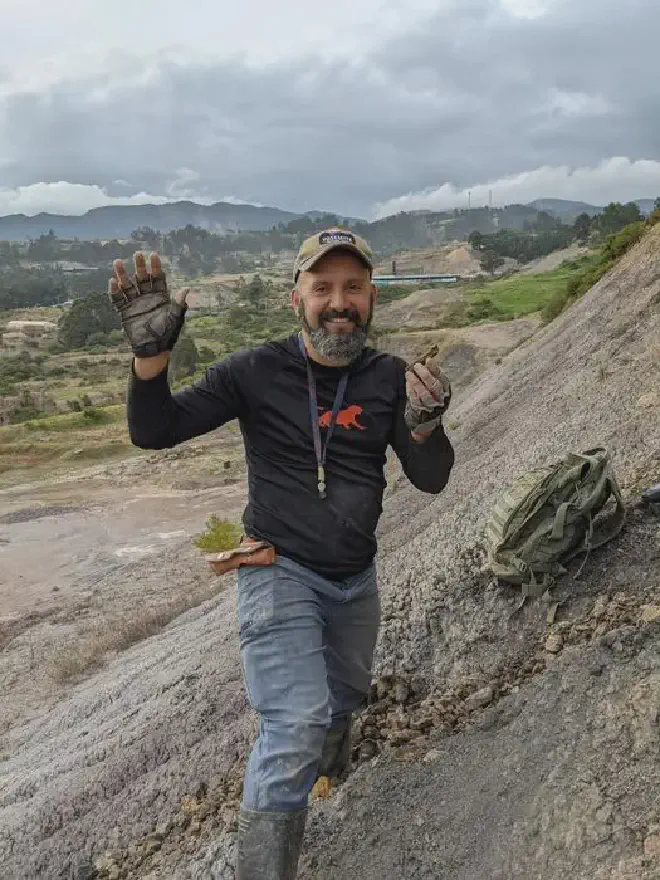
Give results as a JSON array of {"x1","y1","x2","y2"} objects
[{"x1": 128, "y1": 333, "x2": 454, "y2": 578}]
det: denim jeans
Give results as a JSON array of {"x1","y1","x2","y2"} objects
[{"x1": 236, "y1": 554, "x2": 380, "y2": 812}]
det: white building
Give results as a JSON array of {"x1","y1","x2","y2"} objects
[{"x1": 1, "y1": 320, "x2": 58, "y2": 350}]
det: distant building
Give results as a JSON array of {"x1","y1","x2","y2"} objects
[
  {"x1": 5, "y1": 320, "x2": 57, "y2": 333},
  {"x1": 55, "y1": 260, "x2": 97, "y2": 274},
  {"x1": 0, "y1": 395, "x2": 21, "y2": 425},
  {"x1": 1, "y1": 320, "x2": 58, "y2": 350},
  {"x1": 0, "y1": 389, "x2": 54, "y2": 425},
  {"x1": 1, "y1": 331, "x2": 30, "y2": 349},
  {"x1": 373, "y1": 273, "x2": 459, "y2": 287}
]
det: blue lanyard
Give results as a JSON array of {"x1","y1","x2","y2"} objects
[{"x1": 297, "y1": 332, "x2": 349, "y2": 499}]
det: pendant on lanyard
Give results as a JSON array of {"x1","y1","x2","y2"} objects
[{"x1": 298, "y1": 333, "x2": 349, "y2": 499}]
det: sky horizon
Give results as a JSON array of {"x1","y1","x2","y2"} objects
[
  {"x1": 1, "y1": 0, "x2": 659, "y2": 219},
  {"x1": 0, "y1": 167, "x2": 658, "y2": 222}
]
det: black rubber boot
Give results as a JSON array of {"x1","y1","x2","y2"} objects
[
  {"x1": 317, "y1": 716, "x2": 352, "y2": 781},
  {"x1": 236, "y1": 808, "x2": 307, "y2": 880},
  {"x1": 642, "y1": 483, "x2": 660, "y2": 517},
  {"x1": 642, "y1": 483, "x2": 660, "y2": 504}
]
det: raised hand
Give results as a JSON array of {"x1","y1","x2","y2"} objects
[
  {"x1": 404, "y1": 360, "x2": 452, "y2": 442},
  {"x1": 108, "y1": 251, "x2": 190, "y2": 359}
]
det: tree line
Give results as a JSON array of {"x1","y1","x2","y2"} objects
[
  {"x1": 3, "y1": 198, "x2": 658, "y2": 314},
  {"x1": 468, "y1": 200, "x2": 658, "y2": 273},
  {"x1": 0, "y1": 269, "x2": 69, "y2": 310}
]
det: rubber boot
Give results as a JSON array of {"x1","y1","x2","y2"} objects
[
  {"x1": 236, "y1": 808, "x2": 307, "y2": 880},
  {"x1": 642, "y1": 483, "x2": 660, "y2": 507},
  {"x1": 641, "y1": 483, "x2": 660, "y2": 519},
  {"x1": 317, "y1": 716, "x2": 352, "y2": 781}
]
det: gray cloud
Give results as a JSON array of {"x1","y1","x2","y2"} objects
[{"x1": 1, "y1": 0, "x2": 658, "y2": 217}]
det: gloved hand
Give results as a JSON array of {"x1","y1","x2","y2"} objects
[
  {"x1": 108, "y1": 252, "x2": 189, "y2": 358},
  {"x1": 404, "y1": 355, "x2": 451, "y2": 442}
]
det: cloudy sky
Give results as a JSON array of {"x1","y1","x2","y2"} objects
[{"x1": 1, "y1": 0, "x2": 659, "y2": 218}]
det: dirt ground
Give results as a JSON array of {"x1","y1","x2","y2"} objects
[
  {"x1": 374, "y1": 243, "x2": 484, "y2": 277},
  {"x1": 378, "y1": 317, "x2": 539, "y2": 392},
  {"x1": 0, "y1": 430, "x2": 247, "y2": 734},
  {"x1": 519, "y1": 243, "x2": 590, "y2": 274}
]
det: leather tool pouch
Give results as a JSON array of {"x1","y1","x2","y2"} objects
[{"x1": 206, "y1": 536, "x2": 276, "y2": 576}]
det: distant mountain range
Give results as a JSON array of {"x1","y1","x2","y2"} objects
[
  {"x1": 529, "y1": 198, "x2": 657, "y2": 222},
  {"x1": 0, "y1": 197, "x2": 657, "y2": 242},
  {"x1": 0, "y1": 201, "x2": 314, "y2": 242}
]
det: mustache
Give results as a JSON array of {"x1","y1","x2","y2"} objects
[{"x1": 319, "y1": 308, "x2": 362, "y2": 325}]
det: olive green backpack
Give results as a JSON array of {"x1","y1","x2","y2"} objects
[{"x1": 484, "y1": 447, "x2": 625, "y2": 598}]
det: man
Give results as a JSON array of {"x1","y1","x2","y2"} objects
[{"x1": 110, "y1": 229, "x2": 454, "y2": 879}]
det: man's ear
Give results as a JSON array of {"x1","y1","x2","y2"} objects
[
  {"x1": 290, "y1": 287, "x2": 300, "y2": 313},
  {"x1": 371, "y1": 283, "x2": 379, "y2": 304}
]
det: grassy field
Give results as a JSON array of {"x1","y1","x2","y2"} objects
[
  {"x1": 463, "y1": 255, "x2": 601, "y2": 323},
  {"x1": 0, "y1": 404, "x2": 135, "y2": 482},
  {"x1": 2, "y1": 305, "x2": 63, "y2": 323},
  {"x1": 0, "y1": 299, "x2": 298, "y2": 482}
]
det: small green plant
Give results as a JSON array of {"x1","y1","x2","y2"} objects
[
  {"x1": 601, "y1": 222, "x2": 644, "y2": 262},
  {"x1": 82, "y1": 406, "x2": 111, "y2": 425},
  {"x1": 198, "y1": 345, "x2": 216, "y2": 364},
  {"x1": 193, "y1": 515, "x2": 242, "y2": 552},
  {"x1": 542, "y1": 288, "x2": 571, "y2": 323},
  {"x1": 467, "y1": 296, "x2": 498, "y2": 322}
]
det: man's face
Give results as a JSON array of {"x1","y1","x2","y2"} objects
[{"x1": 291, "y1": 250, "x2": 377, "y2": 365}]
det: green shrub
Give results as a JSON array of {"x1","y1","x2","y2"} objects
[
  {"x1": 192, "y1": 515, "x2": 242, "y2": 553},
  {"x1": 542, "y1": 289, "x2": 571, "y2": 323},
  {"x1": 443, "y1": 303, "x2": 471, "y2": 328},
  {"x1": 108, "y1": 329, "x2": 125, "y2": 345},
  {"x1": 467, "y1": 296, "x2": 498, "y2": 322},
  {"x1": 198, "y1": 345, "x2": 216, "y2": 364},
  {"x1": 9, "y1": 406, "x2": 45, "y2": 424},
  {"x1": 82, "y1": 407, "x2": 112, "y2": 425},
  {"x1": 22, "y1": 406, "x2": 123, "y2": 432},
  {"x1": 602, "y1": 222, "x2": 645, "y2": 262},
  {"x1": 86, "y1": 332, "x2": 112, "y2": 348},
  {"x1": 544, "y1": 216, "x2": 657, "y2": 324}
]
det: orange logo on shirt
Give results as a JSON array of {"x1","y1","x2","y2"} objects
[{"x1": 318, "y1": 404, "x2": 366, "y2": 431}]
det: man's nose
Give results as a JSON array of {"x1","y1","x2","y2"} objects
[{"x1": 328, "y1": 287, "x2": 351, "y2": 311}]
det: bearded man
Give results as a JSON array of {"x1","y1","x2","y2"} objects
[{"x1": 111, "y1": 228, "x2": 454, "y2": 879}]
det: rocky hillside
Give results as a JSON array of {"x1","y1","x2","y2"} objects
[
  {"x1": 312, "y1": 220, "x2": 660, "y2": 878},
  {"x1": 373, "y1": 244, "x2": 483, "y2": 277},
  {"x1": 378, "y1": 318, "x2": 539, "y2": 394},
  {"x1": 1, "y1": 226, "x2": 659, "y2": 879}
]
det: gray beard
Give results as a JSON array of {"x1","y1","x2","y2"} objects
[{"x1": 298, "y1": 305, "x2": 371, "y2": 365}]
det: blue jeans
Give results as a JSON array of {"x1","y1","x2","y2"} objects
[{"x1": 236, "y1": 555, "x2": 380, "y2": 812}]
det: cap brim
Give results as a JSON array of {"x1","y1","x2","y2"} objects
[{"x1": 295, "y1": 243, "x2": 373, "y2": 279}]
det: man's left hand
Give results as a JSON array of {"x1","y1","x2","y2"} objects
[{"x1": 405, "y1": 361, "x2": 452, "y2": 443}]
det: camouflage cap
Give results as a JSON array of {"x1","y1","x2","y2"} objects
[{"x1": 293, "y1": 228, "x2": 373, "y2": 281}]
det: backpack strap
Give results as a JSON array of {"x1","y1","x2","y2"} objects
[
  {"x1": 569, "y1": 471, "x2": 626, "y2": 576},
  {"x1": 586, "y1": 475, "x2": 625, "y2": 550},
  {"x1": 551, "y1": 502, "x2": 571, "y2": 540},
  {"x1": 521, "y1": 569, "x2": 554, "y2": 599}
]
